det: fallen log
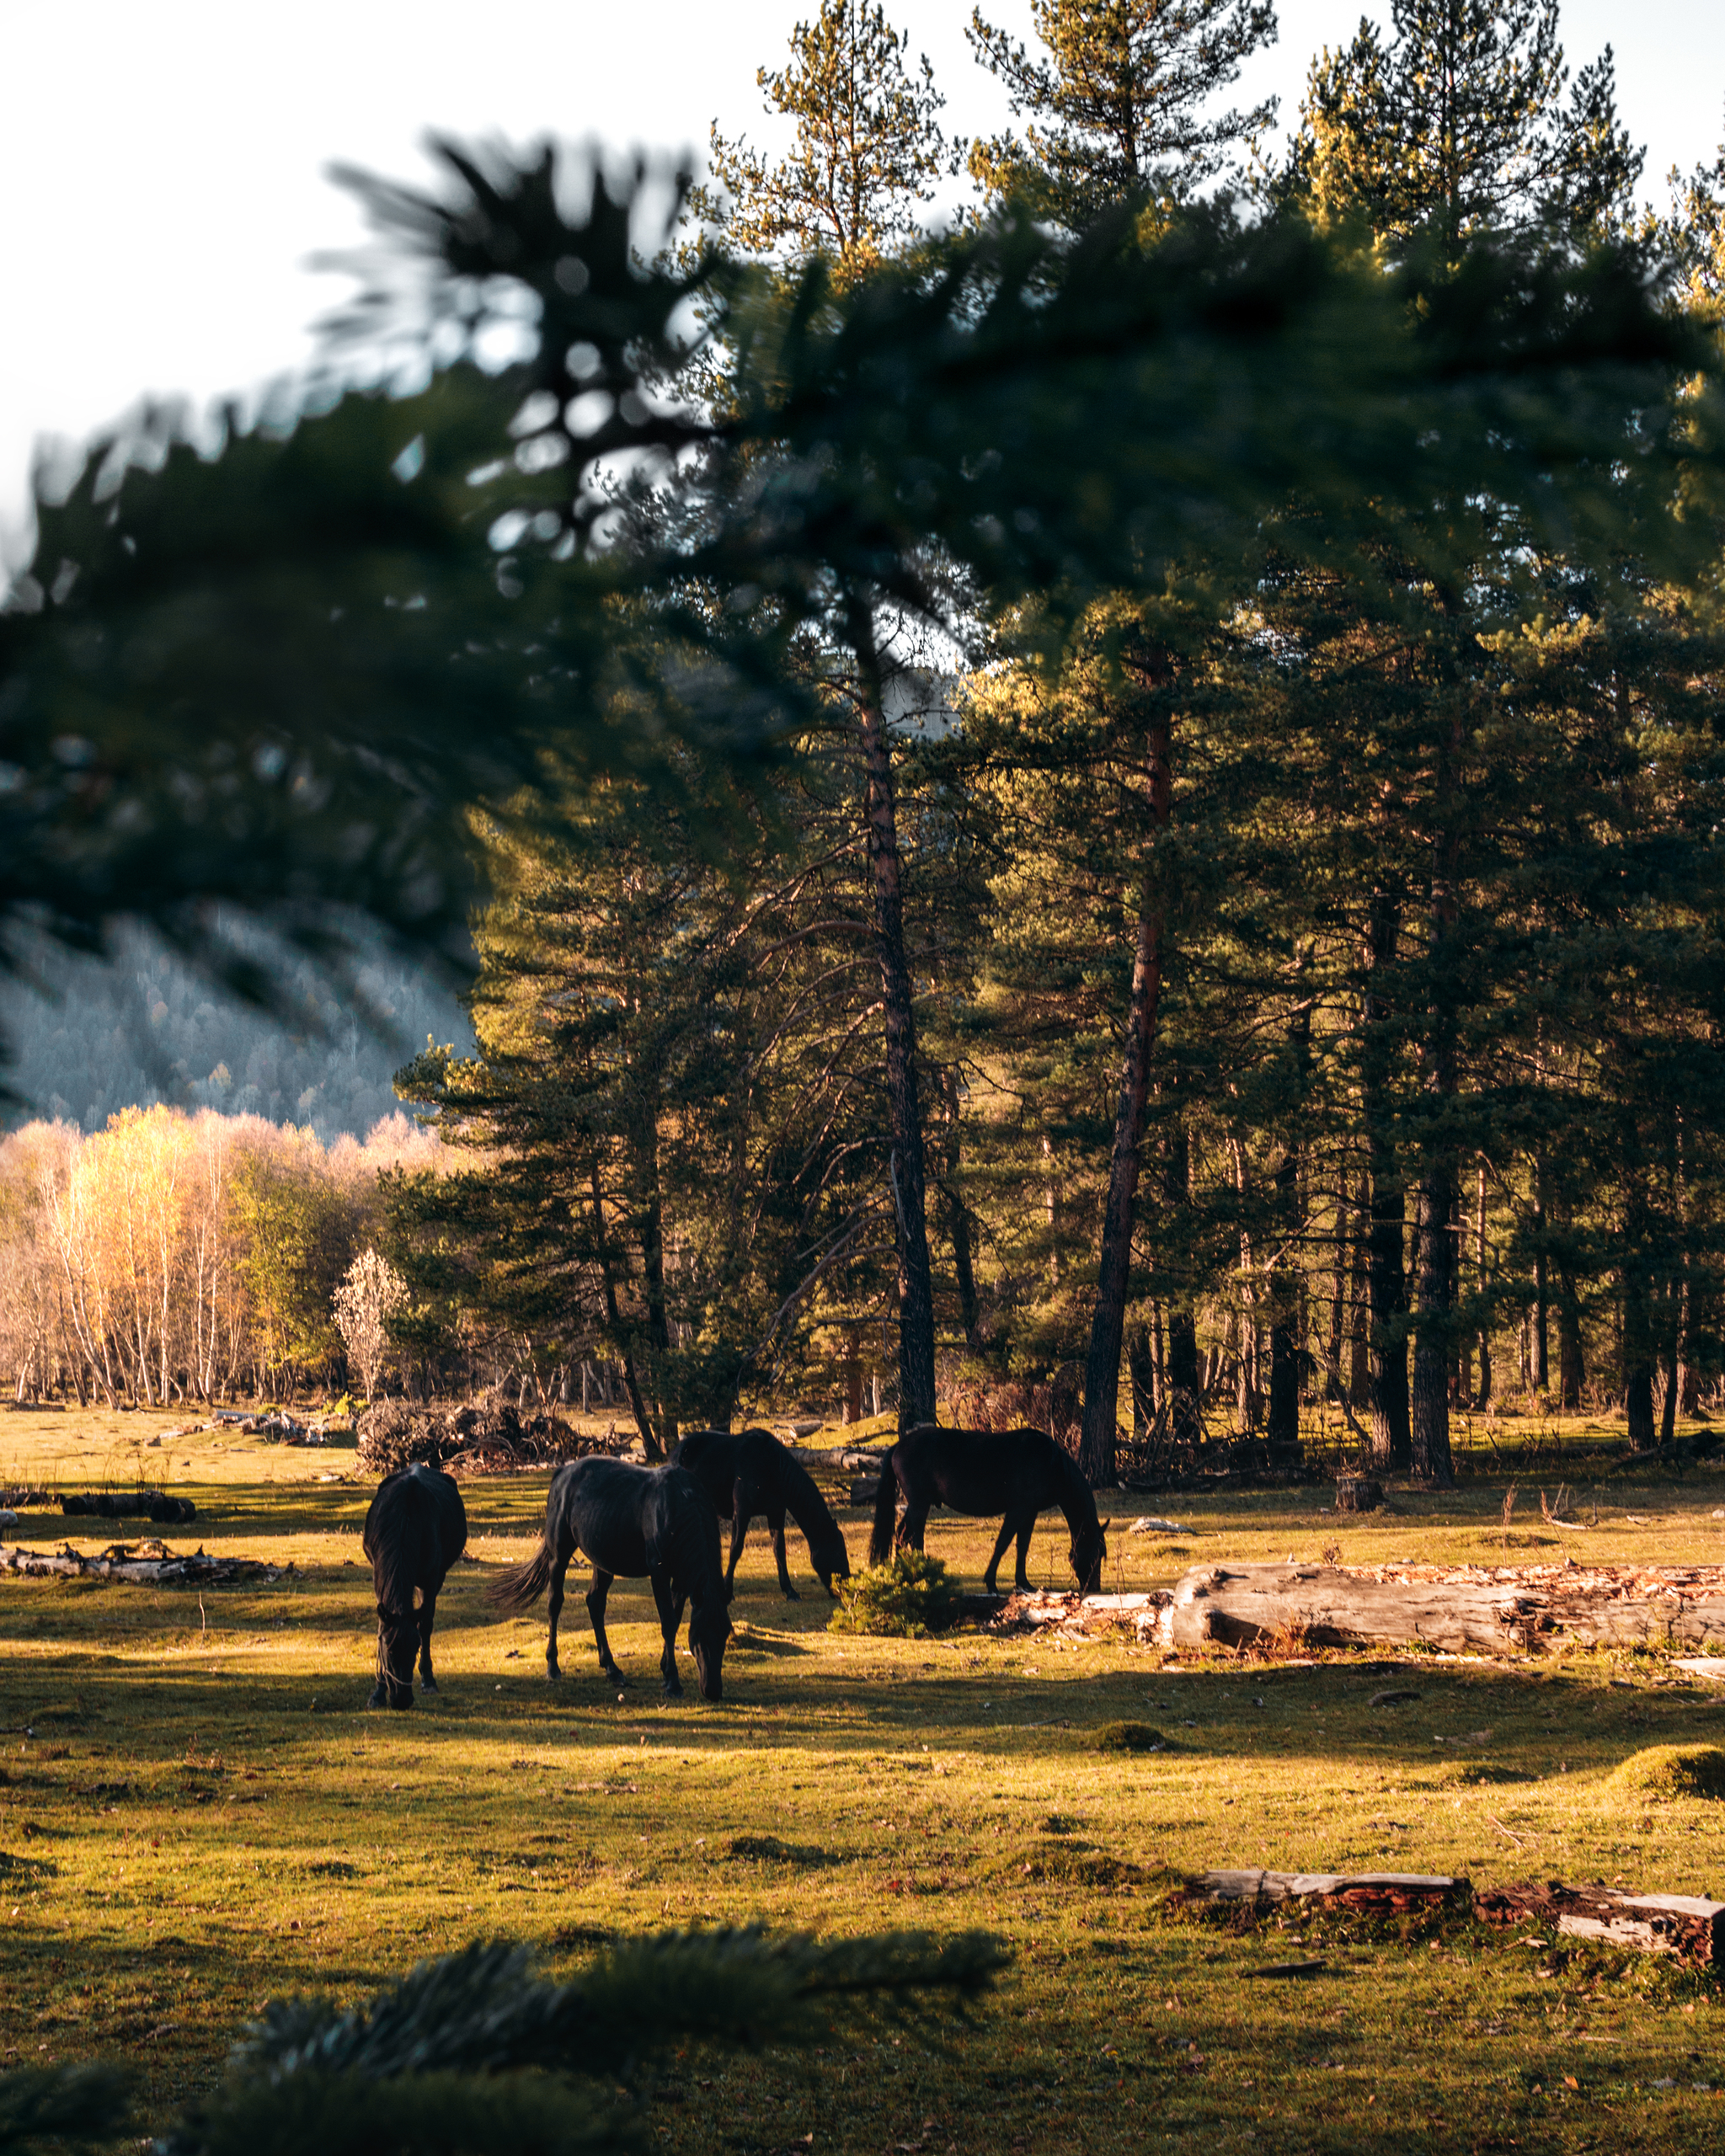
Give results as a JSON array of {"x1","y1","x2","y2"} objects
[
  {"x1": 1162, "y1": 1561, "x2": 1725, "y2": 1657},
  {"x1": 1476, "y1": 1882, "x2": 1725, "y2": 1970},
  {"x1": 0, "y1": 1540, "x2": 279, "y2": 1587},
  {"x1": 1199, "y1": 1870, "x2": 1465, "y2": 1913},
  {"x1": 61, "y1": 1489, "x2": 196, "y2": 1524}
]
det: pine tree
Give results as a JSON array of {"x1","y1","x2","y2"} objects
[
  {"x1": 700, "y1": 0, "x2": 955, "y2": 280},
  {"x1": 967, "y1": 0, "x2": 1277, "y2": 225},
  {"x1": 1290, "y1": 0, "x2": 1642, "y2": 247}
]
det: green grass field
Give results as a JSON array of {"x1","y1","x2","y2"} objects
[{"x1": 3, "y1": 1406, "x2": 1724, "y2": 2153}]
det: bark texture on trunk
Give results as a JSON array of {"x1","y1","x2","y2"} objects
[
  {"x1": 1079, "y1": 712, "x2": 1172, "y2": 1486},
  {"x1": 1410, "y1": 1171, "x2": 1456, "y2": 1484},
  {"x1": 1557, "y1": 1266, "x2": 1584, "y2": 1409},
  {"x1": 1267, "y1": 1003, "x2": 1311, "y2": 1460},
  {"x1": 1163, "y1": 1129, "x2": 1202, "y2": 1441},
  {"x1": 855, "y1": 643, "x2": 937, "y2": 1434},
  {"x1": 1362, "y1": 894, "x2": 1411, "y2": 1470},
  {"x1": 1410, "y1": 714, "x2": 1461, "y2": 1490},
  {"x1": 1163, "y1": 1560, "x2": 1725, "y2": 1656}
]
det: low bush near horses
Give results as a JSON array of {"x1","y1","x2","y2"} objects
[{"x1": 827, "y1": 1550, "x2": 961, "y2": 1636}]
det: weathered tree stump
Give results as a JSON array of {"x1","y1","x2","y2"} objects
[
  {"x1": 1161, "y1": 1561, "x2": 1725, "y2": 1656},
  {"x1": 1476, "y1": 1881, "x2": 1725, "y2": 1969},
  {"x1": 1334, "y1": 1476, "x2": 1383, "y2": 1513}
]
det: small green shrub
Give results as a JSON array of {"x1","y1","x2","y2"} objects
[
  {"x1": 1095, "y1": 1721, "x2": 1166, "y2": 1753},
  {"x1": 828, "y1": 1551, "x2": 962, "y2": 1637},
  {"x1": 1607, "y1": 1744, "x2": 1725, "y2": 1802}
]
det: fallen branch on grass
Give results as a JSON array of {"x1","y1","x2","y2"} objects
[
  {"x1": 0, "y1": 1540, "x2": 281, "y2": 1587},
  {"x1": 1198, "y1": 1870, "x2": 1466, "y2": 1913}
]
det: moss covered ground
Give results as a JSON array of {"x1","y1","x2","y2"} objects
[{"x1": 3, "y1": 1405, "x2": 1725, "y2": 2153}]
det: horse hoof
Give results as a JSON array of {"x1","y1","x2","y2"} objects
[
  {"x1": 546, "y1": 1665, "x2": 561, "y2": 1683},
  {"x1": 781, "y1": 1586, "x2": 801, "y2": 1601},
  {"x1": 366, "y1": 1685, "x2": 388, "y2": 1710},
  {"x1": 419, "y1": 1676, "x2": 438, "y2": 1693},
  {"x1": 662, "y1": 1682, "x2": 683, "y2": 1700}
]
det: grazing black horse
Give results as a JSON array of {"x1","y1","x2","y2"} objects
[
  {"x1": 674, "y1": 1428, "x2": 852, "y2": 1600},
  {"x1": 362, "y1": 1462, "x2": 468, "y2": 1710},
  {"x1": 868, "y1": 1424, "x2": 1110, "y2": 1595},
  {"x1": 488, "y1": 1458, "x2": 732, "y2": 1700}
]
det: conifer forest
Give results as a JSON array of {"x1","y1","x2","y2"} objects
[
  {"x1": 8, "y1": 0, "x2": 1725, "y2": 1491},
  {"x1": 6, "y1": 11, "x2": 1725, "y2": 2148}
]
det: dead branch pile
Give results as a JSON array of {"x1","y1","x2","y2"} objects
[
  {"x1": 356, "y1": 1399, "x2": 634, "y2": 1477},
  {"x1": 990, "y1": 1588, "x2": 1172, "y2": 1642}
]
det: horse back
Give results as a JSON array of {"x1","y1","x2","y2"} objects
[
  {"x1": 364, "y1": 1464, "x2": 465, "y2": 1605},
  {"x1": 897, "y1": 1423, "x2": 1076, "y2": 1516}
]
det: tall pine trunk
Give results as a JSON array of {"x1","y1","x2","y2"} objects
[
  {"x1": 1164, "y1": 1127, "x2": 1202, "y2": 1439},
  {"x1": 1620, "y1": 1114, "x2": 1656, "y2": 1452},
  {"x1": 1079, "y1": 712, "x2": 1172, "y2": 1486},
  {"x1": 1409, "y1": 736, "x2": 1461, "y2": 1488},
  {"x1": 1267, "y1": 1000, "x2": 1311, "y2": 1460},
  {"x1": 852, "y1": 617, "x2": 937, "y2": 1433},
  {"x1": 1362, "y1": 893, "x2": 1412, "y2": 1469}
]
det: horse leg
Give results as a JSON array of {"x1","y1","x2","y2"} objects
[
  {"x1": 586, "y1": 1568, "x2": 626, "y2": 1686},
  {"x1": 652, "y1": 1570, "x2": 686, "y2": 1697},
  {"x1": 724, "y1": 1491, "x2": 748, "y2": 1596},
  {"x1": 769, "y1": 1505, "x2": 798, "y2": 1599},
  {"x1": 418, "y1": 1584, "x2": 441, "y2": 1692},
  {"x1": 546, "y1": 1549, "x2": 572, "y2": 1680},
  {"x1": 1013, "y1": 1512, "x2": 1036, "y2": 1592},
  {"x1": 899, "y1": 1501, "x2": 930, "y2": 1555},
  {"x1": 982, "y1": 1517, "x2": 1017, "y2": 1596}
]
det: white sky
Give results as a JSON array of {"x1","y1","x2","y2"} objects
[{"x1": 4, "y1": 0, "x2": 1722, "y2": 564}]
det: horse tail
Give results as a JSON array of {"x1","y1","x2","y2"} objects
[
  {"x1": 868, "y1": 1449, "x2": 901, "y2": 1567},
  {"x1": 486, "y1": 1518, "x2": 556, "y2": 1613}
]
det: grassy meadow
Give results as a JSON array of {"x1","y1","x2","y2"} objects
[{"x1": 3, "y1": 1404, "x2": 1725, "y2": 2153}]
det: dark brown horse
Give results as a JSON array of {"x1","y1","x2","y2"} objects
[
  {"x1": 673, "y1": 1428, "x2": 851, "y2": 1599},
  {"x1": 362, "y1": 1462, "x2": 468, "y2": 1709},
  {"x1": 869, "y1": 1424, "x2": 1108, "y2": 1594},
  {"x1": 487, "y1": 1457, "x2": 732, "y2": 1700}
]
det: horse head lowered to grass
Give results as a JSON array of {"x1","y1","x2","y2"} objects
[
  {"x1": 488, "y1": 1457, "x2": 733, "y2": 1700},
  {"x1": 362, "y1": 1460, "x2": 468, "y2": 1709},
  {"x1": 673, "y1": 1427, "x2": 852, "y2": 1600},
  {"x1": 869, "y1": 1425, "x2": 1108, "y2": 1596}
]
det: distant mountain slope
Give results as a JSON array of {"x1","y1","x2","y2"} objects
[{"x1": 0, "y1": 926, "x2": 474, "y2": 1140}]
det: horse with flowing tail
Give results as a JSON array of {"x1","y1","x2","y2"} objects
[
  {"x1": 868, "y1": 1425, "x2": 1110, "y2": 1595},
  {"x1": 362, "y1": 1461, "x2": 468, "y2": 1709},
  {"x1": 673, "y1": 1428, "x2": 852, "y2": 1600},
  {"x1": 487, "y1": 1458, "x2": 733, "y2": 1700}
]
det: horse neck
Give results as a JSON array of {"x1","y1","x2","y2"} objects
[
  {"x1": 1052, "y1": 1452, "x2": 1098, "y2": 1539},
  {"x1": 777, "y1": 1453, "x2": 833, "y2": 1540},
  {"x1": 671, "y1": 1499, "x2": 724, "y2": 1609}
]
